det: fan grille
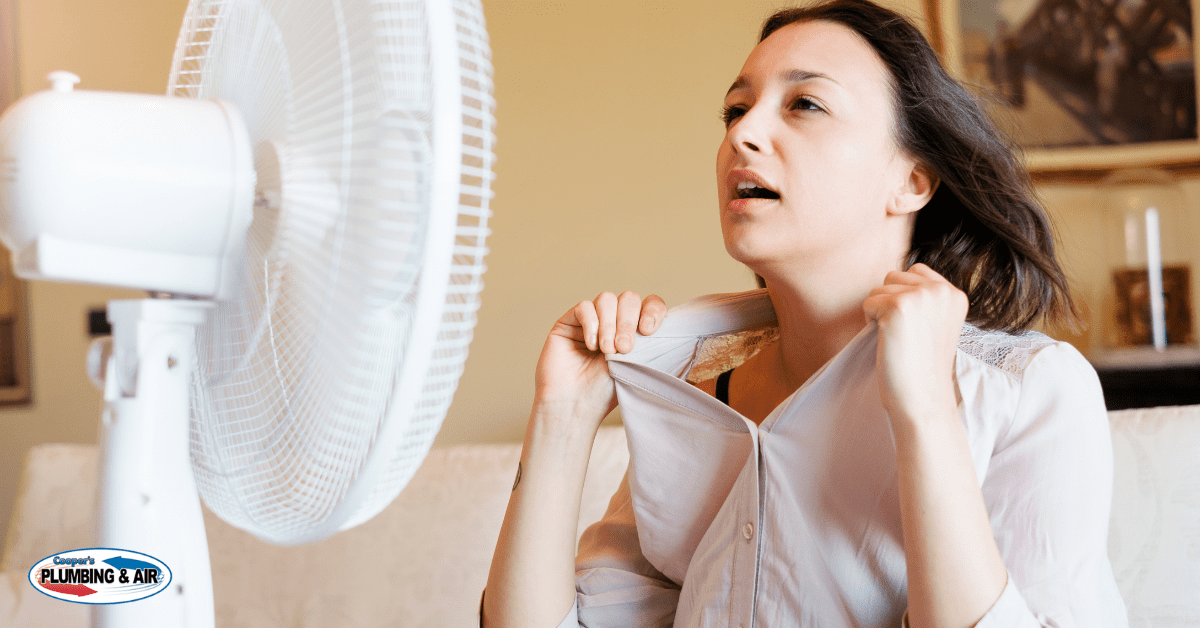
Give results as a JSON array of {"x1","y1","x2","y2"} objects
[{"x1": 171, "y1": 0, "x2": 495, "y2": 543}]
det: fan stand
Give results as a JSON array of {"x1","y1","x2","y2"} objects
[{"x1": 92, "y1": 299, "x2": 215, "y2": 628}]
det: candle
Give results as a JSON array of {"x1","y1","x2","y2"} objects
[{"x1": 1145, "y1": 207, "x2": 1166, "y2": 349}]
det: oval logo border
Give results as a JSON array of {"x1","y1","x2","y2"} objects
[{"x1": 27, "y1": 547, "x2": 173, "y2": 605}]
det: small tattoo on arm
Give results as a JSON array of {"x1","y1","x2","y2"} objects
[{"x1": 512, "y1": 461, "x2": 522, "y2": 491}]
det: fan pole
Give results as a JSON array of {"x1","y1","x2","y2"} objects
[{"x1": 94, "y1": 299, "x2": 215, "y2": 628}]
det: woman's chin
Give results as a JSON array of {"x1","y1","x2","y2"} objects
[{"x1": 723, "y1": 237, "x2": 782, "y2": 271}]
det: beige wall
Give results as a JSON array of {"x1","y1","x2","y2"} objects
[{"x1": 3, "y1": 0, "x2": 1193, "y2": 560}]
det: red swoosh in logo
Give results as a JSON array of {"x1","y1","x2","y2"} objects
[{"x1": 40, "y1": 583, "x2": 97, "y2": 597}]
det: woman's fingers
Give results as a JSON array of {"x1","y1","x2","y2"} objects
[
  {"x1": 861, "y1": 292, "x2": 890, "y2": 321},
  {"x1": 639, "y1": 294, "x2": 668, "y2": 335},
  {"x1": 569, "y1": 299, "x2": 599, "y2": 351},
  {"x1": 614, "y1": 292, "x2": 642, "y2": 353},
  {"x1": 558, "y1": 291, "x2": 667, "y2": 355},
  {"x1": 906, "y1": 262, "x2": 947, "y2": 282},
  {"x1": 883, "y1": 268, "x2": 924, "y2": 286},
  {"x1": 553, "y1": 323, "x2": 587, "y2": 344},
  {"x1": 865, "y1": 265, "x2": 968, "y2": 326},
  {"x1": 868, "y1": 283, "x2": 909, "y2": 296},
  {"x1": 594, "y1": 292, "x2": 619, "y2": 353},
  {"x1": 883, "y1": 264, "x2": 955, "y2": 287},
  {"x1": 863, "y1": 283, "x2": 909, "y2": 318}
]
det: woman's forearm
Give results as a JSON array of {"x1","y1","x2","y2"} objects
[
  {"x1": 891, "y1": 401, "x2": 1008, "y2": 628},
  {"x1": 482, "y1": 408, "x2": 597, "y2": 628}
]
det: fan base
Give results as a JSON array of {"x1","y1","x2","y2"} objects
[{"x1": 94, "y1": 299, "x2": 214, "y2": 628}]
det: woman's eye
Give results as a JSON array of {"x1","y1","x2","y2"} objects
[
  {"x1": 720, "y1": 105, "x2": 746, "y2": 127},
  {"x1": 791, "y1": 97, "x2": 821, "y2": 112}
]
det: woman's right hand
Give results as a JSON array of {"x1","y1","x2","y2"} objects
[{"x1": 533, "y1": 291, "x2": 667, "y2": 430}]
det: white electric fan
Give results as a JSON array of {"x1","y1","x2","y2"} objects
[{"x1": 0, "y1": 0, "x2": 495, "y2": 625}]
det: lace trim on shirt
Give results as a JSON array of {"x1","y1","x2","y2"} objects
[
  {"x1": 683, "y1": 323, "x2": 779, "y2": 384},
  {"x1": 680, "y1": 321, "x2": 1053, "y2": 384},
  {"x1": 957, "y1": 322, "x2": 1055, "y2": 377}
]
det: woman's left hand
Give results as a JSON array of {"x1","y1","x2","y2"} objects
[{"x1": 861, "y1": 263, "x2": 968, "y2": 425}]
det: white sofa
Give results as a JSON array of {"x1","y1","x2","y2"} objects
[{"x1": 1, "y1": 406, "x2": 1198, "y2": 627}]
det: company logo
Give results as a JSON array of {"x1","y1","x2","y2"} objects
[{"x1": 28, "y1": 548, "x2": 172, "y2": 604}]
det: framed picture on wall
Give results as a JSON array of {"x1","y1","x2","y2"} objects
[
  {"x1": 0, "y1": 0, "x2": 11, "y2": 109},
  {"x1": 0, "y1": 0, "x2": 32, "y2": 406},
  {"x1": 927, "y1": 0, "x2": 1200, "y2": 180}
]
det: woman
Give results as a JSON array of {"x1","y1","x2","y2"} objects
[{"x1": 482, "y1": 1, "x2": 1128, "y2": 626}]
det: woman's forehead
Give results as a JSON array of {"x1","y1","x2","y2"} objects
[{"x1": 730, "y1": 20, "x2": 890, "y2": 97}]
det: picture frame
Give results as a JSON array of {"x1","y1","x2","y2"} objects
[
  {"x1": 0, "y1": 0, "x2": 32, "y2": 406},
  {"x1": 925, "y1": 0, "x2": 1200, "y2": 182}
]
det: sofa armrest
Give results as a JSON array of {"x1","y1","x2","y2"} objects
[
  {"x1": 1, "y1": 444, "x2": 99, "y2": 574},
  {"x1": 0, "y1": 569, "x2": 89, "y2": 628}
]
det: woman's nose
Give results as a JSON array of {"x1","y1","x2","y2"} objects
[{"x1": 729, "y1": 106, "x2": 770, "y2": 154}]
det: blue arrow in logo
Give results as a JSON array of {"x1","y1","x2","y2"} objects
[{"x1": 103, "y1": 556, "x2": 156, "y2": 571}]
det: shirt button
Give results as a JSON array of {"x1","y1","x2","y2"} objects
[{"x1": 742, "y1": 522, "x2": 754, "y2": 540}]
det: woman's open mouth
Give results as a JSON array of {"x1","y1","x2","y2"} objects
[{"x1": 735, "y1": 181, "x2": 781, "y2": 200}]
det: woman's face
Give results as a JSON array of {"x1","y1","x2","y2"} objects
[{"x1": 717, "y1": 19, "x2": 922, "y2": 275}]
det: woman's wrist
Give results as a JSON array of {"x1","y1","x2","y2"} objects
[
  {"x1": 527, "y1": 401, "x2": 605, "y2": 452},
  {"x1": 884, "y1": 384, "x2": 959, "y2": 435}
]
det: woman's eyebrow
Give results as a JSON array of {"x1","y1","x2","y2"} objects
[
  {"x1": 725, "y1": 77, "x2": 749, "y2": 96},
  {"x1": 725, "y1": 69, "x2": 839, "y2": 96},
  {"x1": 781, "y1": 68, "x2": 838, "y2": 85}
]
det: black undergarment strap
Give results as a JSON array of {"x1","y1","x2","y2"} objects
[{"x1": 715, "y1": 368, "x2": 734, "y2": 406}]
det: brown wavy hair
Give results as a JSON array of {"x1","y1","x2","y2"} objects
[{"x1": 752, "y1": 0, "x2": 1077, "y2": 333}]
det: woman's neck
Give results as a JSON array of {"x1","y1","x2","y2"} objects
[
  {"x1": 745, "y1": 212, "x2": 915, "y2": 392},
  {"x1": 755, "y1": 255, "x2": 896, "y2": 392},
  {"x1": 761, "y1": 285, "x2": 867, "y2": 391}
]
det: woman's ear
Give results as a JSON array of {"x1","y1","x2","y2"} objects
[{"x1": 888, "y1": 163, "x2": 939, "y2": 216}]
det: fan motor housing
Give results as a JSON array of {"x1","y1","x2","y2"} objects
[{"x1": 0, "y1": 76, "x2": 255, "y2": 298}]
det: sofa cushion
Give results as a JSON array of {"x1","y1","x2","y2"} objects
[
  {"x1": 0, "y1": 426, "x2": 628, "y2": 628},
  {"x1": 1107, "y1": 405, "x2": 1200, "y2": 626},
  {"x1": 206, "y1": 425, "x2": 628, "y2": 628},
  {"x1": 4, "y1": 405, "x2": 1199, "y2": 627}
]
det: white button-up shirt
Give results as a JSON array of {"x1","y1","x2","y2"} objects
[{"x1": 551, "y1": 289, "x2": 1127, "y2": 628}]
